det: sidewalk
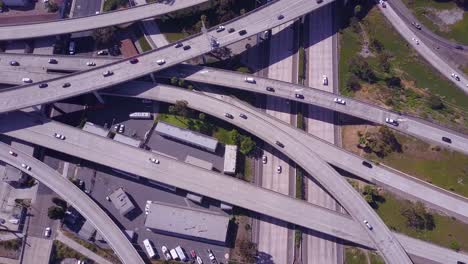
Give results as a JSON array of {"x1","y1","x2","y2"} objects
[{"x1": 56, "y1": 231, "x2": 113, "y2": 264}]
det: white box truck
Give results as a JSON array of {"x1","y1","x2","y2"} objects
[{"x1": 175, "y1": 246, "x2": 187, "y2": 262}]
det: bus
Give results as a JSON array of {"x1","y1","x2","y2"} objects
[
  {"x1": 143, "y1": 239, "x2": 156, "y2": 258},
  {"x1": 129, "y1": 112, "x2": 152, "y2": 119}
]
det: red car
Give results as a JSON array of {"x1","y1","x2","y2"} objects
[{"x1": 190, "y1": 250, "x2": 197, "y2": 259}]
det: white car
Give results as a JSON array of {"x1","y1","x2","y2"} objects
[
  {"x1": 363, "y1": 220, "x2": 373, "y2": 230},
  {"x1": 8, "y1": 150, "x2": 17, "y2": 156},
  {"x1": 54, "y1": 133, "x2": 66, "y2": 140},
  {"x1": 156, "y1": 59, "x2": 166, "y2": 65},
  {"x1": 333, "y1": 98, "x2": 346, "y2": 105},
  {"x1": 118, "y1": 124, "x2": 124, "y2": 133},
  {"x1": 22, "y1": 78, "x2": 32, "y2": 83},
  {"x1": 44, "y1": 227, "x2": 51, "y2": 237},
  {"x1": 196, "y1": 256, "x2": 203, "y2": 264},
  {"x1": 385, "y1": 117, "x2": 399, "y2": 126},
  {"x1": 412, "y1": 37, "x2": 419, "y2": 45},
  {"x1": 21, "y1": 163, "x2": 27, "y2": 169},
  {"x1": 97, "y1": 50, "x2": 108, "y2": 55},
  {"x1": 145, "y1": 201, "x2": 151, "y2": 215},
  {"x1": 149, "y1": 157, "x2": 160, "y2": 164},
  {"x1": 322, "y1": 75, "x2": 328, "y2": 85},
  {"x1": 216, "y1": 25, "x2": 225, "y2": 32},
  {"x1": 277, "y1": 165, "x2": 282, "y2": 174},
  {"x1": 162, "y1": 246, "x2": 171, "y2": 260},
  {"x1": 102, "y1": 70, "x2": 113, "y2": 77},
  {"x1": 207, "y1": 249, "x2": 216, "y2": 261},
  {"x1": 86, "y1": 61, "x2": 96, "y2": 66},
  {"x1": 262, "y1": 155, "x2": 267, "y2": 164}
]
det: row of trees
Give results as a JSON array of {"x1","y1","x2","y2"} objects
[
  {"x1": 48, "y1": 197, "x2": 68, "y2": 220},
  {"x1": 358, "y1": 127, "x2": 402, "y2": 158}
]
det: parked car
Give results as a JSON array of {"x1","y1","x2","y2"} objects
[
  {"x1": 39, "y1": 83, "x2": 48, "y2": 88},
  {"x1": 44, "y1": 227, "x2": 51, "y2": 237}
]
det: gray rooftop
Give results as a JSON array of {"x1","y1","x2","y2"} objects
[
  {"x1": 155, "y1": 121, "x2": 218, "y2": 152},
  {"x1": 185, "y1": 155, "x2": 213, "y2": 171},
  {"x1": 145, "y1": 201, "x2": 229, "y2": 243},
  {"x1": 109, "y1": 188, "x2": 135, "y2": 216},
  {"x1": 78, "y1": 220, "x2": 96, "y2": 241},
  {"x1": 113, "y1": 133, "x2": 142, "y2": 148},
  {"x1": 82, "y1": 122, "x2": 109, "y2": 138}
]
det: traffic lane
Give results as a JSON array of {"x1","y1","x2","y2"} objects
[
  {"x1": 106, "y1": 86, "x2": 411, "y2": 262},
  {"x1": 164, "y1": 65, "x2": 468, "y2": 154},
  {"x1": 0, "y1": 0, "x2": 335, "y2": 113},
  {"x1": 0, "y1": 111, "x2": 372, "y2": 248},
  {"x1": 0, "y1": 0, "x2": 209, "y2": 40},
  {"x1": 0, "y1": 142, "x2": 145, "y2": 264},
  {"x1": 378, "y1": 3, "x2": 467, "y2": 93},
  {"x1": 0, "y1": 53, "x2": 117, "y2": 70}
]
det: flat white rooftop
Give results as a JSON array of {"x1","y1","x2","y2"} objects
[
  {"x1": 223, "y1": 145, "x2": 237, "y2": 174},
  {"x1": 113, "y1": 133, "x2": 141, "y2": 148},
  {"x1": 82, "y1": 122, "x2": 109, "y2": 138},
  {"x1": 145, "y1": 201, "x2": 229, "y2": 243}
]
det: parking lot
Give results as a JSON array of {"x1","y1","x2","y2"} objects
[{"x1": 74, "y1": 160, "x2": 230, "y2": 263}]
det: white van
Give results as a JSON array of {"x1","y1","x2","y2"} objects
[
  {"x1": 143, "y1": 239, "x2": 156, "y2": 258},
  {"x1": 244, "y1": 77, "x2": 255, "y2": 84},
  {"x1": 22, "y1": 78, "x2": 32, "y2": 83},
  {"x1": 170, "y1": 249, "x2": 179, "y2": 260},
  {"x1": 175, "y1": 246, "x2": 187, "y2": 262}
]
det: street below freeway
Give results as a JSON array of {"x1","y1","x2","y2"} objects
[
  {"x1": 379, "y1": 2, "x2": 468, "y2": 94},
  {"x1": 0, "y1": 142, "x2": 144, "y2": 264},
  {"x1": 2, "y1": 107, "x2": 468, "y2": 263},
  {"x1": 0, "y1": 0, "x2": 334, "y2": 113},
  {"x1": 0, "y1": 0, "x2": 208, "y2": 40}
]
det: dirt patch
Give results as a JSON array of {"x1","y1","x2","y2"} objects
[
  {"x1": 354, "y1": 84, "x2": 392, "y2": 109},
  {"x1": 229, "y1": 212, "x2": 254, "y2": 263},
  {"x1": 424, "y1": 7, "x2": 464, "y2": 31},
  {"x1": 341, "y1": 124, "x2": 377, "y2": 155}
]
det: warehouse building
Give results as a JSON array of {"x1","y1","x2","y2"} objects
[
  {"x1": 155, "y1": 121, "x2": 218, "y2": 153},
  {"x1": 144, "y1": 201, "x2": 229, "y2": 244}
]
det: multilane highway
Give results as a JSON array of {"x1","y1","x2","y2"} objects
[
  {"x1": 0, "y1": 0, "x2": 333, "y2": 113},
  {"x1": 2, "y1": 55, "x2": 466, "y2": 155},
  {"x1": 0, "y1": 0, "x2": 208, "y2": 40},
  {"x1": 0, "y1": 143, "x2": 144, "y2": 264},
  {"x1": 3, "y1": 109, "x2": 468, "y2": 263},
  {"x1": 2, "y1": 64, "x2": 467, "y2": 224}
]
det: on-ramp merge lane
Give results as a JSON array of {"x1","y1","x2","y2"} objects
[
  {"x1": 0, "y1": 0, "x2": 208, "y2": 41},
  {"x1": 0, "y1": 0, "x2": 334, "y2": 113},
  {"x1": 0, "y1": 143, "x2": 144, "y2": 264}
]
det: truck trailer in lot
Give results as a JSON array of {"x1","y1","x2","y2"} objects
[
  {"x1": 170, "y1": 249, "x2": 179, "y2": 260},
  {"x1": 143, "y1": 239, "x2": 156, "y2": 258},
  {"x1": 129, "y1": 112, "x2": 152, "y2": 119},
  {"x1": 175, "y1": 246, "x2": 187, "y2": 262}
]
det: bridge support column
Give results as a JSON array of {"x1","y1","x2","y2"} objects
[{"x1": 93, "y1": 91, "x2": 105, "y2": 104}]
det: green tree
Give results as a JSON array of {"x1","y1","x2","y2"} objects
[
  {"x1": 354, "y1": 5, "x2": 362, "y2": 18},
  {"x1": 46, "y1": 1, "x2": 59, "y2": 12},
  {"x1": 450, "y1": 240, "x2": 461, "y2": 251},
  {"x1": 92, "y1": 27, "x2": 116, "y2": 46},
  {"x1": 349, "y1": 56, "x2": 376, "y2": 83},
  {"x1": 400, "y1": 201, "x2": 435, "y2": 231},
  {"x1": 52, "y1": 197, "x2": 67, "y2": 208},
  {"x1": 345, "y1": 74, "x2": 361, "y2": 92},
  {"x1": 229, "y1": 129, "x2": 240, "y2": 145},
  {"x1": 170, "y1": 77, "x2": 178, "y2": 85},
  {"x1": 178, "y1": 79, "x2": 185, "y2": 87},
  {"x1": 168, "y1": 100, "x2": 189, "y2": 117},
  {"x1": 48, "y1": 206, "x2": 65, "y2": 220},
  {"x1": 427, "y1": 95, "x2": 445, "y2": 110},
  {"x1": 239, "y1": 136, "x2": 256, "y2": 155},
  {"x1": 198, "y1": 113, "x2": 206, "y2": 120}
]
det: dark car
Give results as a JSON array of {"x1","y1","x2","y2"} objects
[
  {"x1": 275, "y1": 141, "x2": 284, "y2": 148},
  {"x1": 442, "y1": 137, "x2": 452, "y2": 144},
  {"x1": 175, "y1": 42, "x2": 183, "y2": 48},
  {"x1": 48, "y1": 58, "x2": 58, "y2": 64},
  {"x1": 228, "y1": 28, "x2": 235, "y2": 33},
  {"x1": 362, "y1": 161, "x2": 373, "y2": 168},
  {"x1": 239, "y1": 30, "x2": 247, "y2": 36},
  {"x1": 277, "y1": 14, "x2": 284, "y2": 20},
  {"x1": 266, "y1": 86, "x2": 275, "y2": 92},
  {"x1": 239, "y1": 113, "x2": 247, "y2": 119},
  {"x1": 183, "y1": 45, "x2": 191, "y2": 50},
  {"x1": 295, "y1": 93, "x2": 304, "y2": 99},
  {"x1": 38, "y1": 83, "x2": 48, "y2": 88},
  {"x1": 62, "y1": 83, "x2": 71, "y2": 88},
  {"x1": 316, "y1": 0, "x2": 323, "y2": 3},
  {"x1": 129, "y1": 58, "x2": 139, "y2": 64},
  {"x1": 224, "y1": 113, "x2": 233, "y2": 119},
  {"x1": 9, "y1": 61, "x2": 19, "y2": 66},
  {"x1": 455, "y1": 45, "x2": 464, "y2": 50},
  {"x1": 411, "y1": 22, "x2": 422, "y2": 30}
]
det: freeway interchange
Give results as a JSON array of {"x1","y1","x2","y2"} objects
[{"x1": 0, "y1": 0, "x2": 467, "y2": 263}]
